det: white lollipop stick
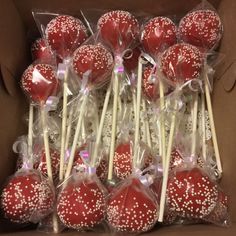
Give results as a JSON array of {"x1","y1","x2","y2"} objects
[
  {"x1": 201, "y1": 92, "x2": 207, "y2": 160},
  {"x1": 40, "y1": 105, "x2": 53, "y2": 183},
  {"x1": 64, "y1": 105, "x2": 74, "y2": 154},
  {"x1": 158, "y1": 100, "x2": 178, "y2": 222},
  {"x1": 204, "y1": 71, "x2": 222, "y2": 173},
  {"x1": 133, "y1": 57, "x2": 143, "y2": 164},
  {"x1": 108, "y1": 72, "x2": 119, "y2": 181},
  {"x1": 28, "y1": 104, "x2": 34, "y2": 157},
  {"x1": 64, "y1": 95, "x2": 88, "y2": 179},
  {"x1": 92, "y1": 83, "x2": 112, "y2": 167},
  {"x1": 142, "y1": 98, "x2": 152, "y2": 148},
  {"x1": 59, "y1": 66, "x2": 69, "y2": 181},
  {"x1": 132, "y1": 92, "x2": 137, "y2": 122},
  {"x1": 191, "y1": 93, "x2": 199, "y2": 156},
  {"x1": 159, "y1": 79, "x2": 166, "y2": 168}
]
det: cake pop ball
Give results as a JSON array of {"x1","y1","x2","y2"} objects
[
  {"x1": 1, "y1": 171, "x2": 54, "y2": 223},
  {"x1": 179, "y1": 10, "x2": 223, "y2": 50},
  {"x1": 46, "y1": 15, "x2": 88, "y2": 58},
  {"x1": 167, "y1": 168, "x2": 219, "y2": 219},
  {"x1": 161, "y1": 43, "x2": 203, "y2": 86},
  {"x1": 72, "y1": 44, "x2": 114, "y2": 87},
  {"x1": 97, "y1": 10, "x2": 139, "y2": 53},
  {"x1": 21, "y1": 63, "x2": 59, "y2": 104},
  {"x1": 141, "y1": 16, "x2": 177, "y2": 56}
]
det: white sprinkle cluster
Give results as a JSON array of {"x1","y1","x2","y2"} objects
[
  {"x1": 179, "y1": 10, "x2": 222, "y2": 49},
  {"x1": 113, "y1": 142, "x2": 132, "y2": 179},
  {"x1": 107, "y1": 179, "x2": 158, "y2": 233},
  {"x1": 161, "y1": 43, "x2": 203, "y2": 84},
  {"x1": 73, "y1": 44, "x2": 113, "y2": 84},
  {"x1": 57, "y1": 179, "x2": 106, "y2": 230},
  {"x1": 1, "y1": 172, "x2": 54, "y2": 223},
  {"x1": 142, "y1": 17, "x2": 177, "y2": 54},
  {"x1": 167, "y1": 169, "x2": 219, "y2": 219},
  {"x1": 170, "y1": 149, "x2": 183, "y2": 170},
  {"x1": 31, "y1": 38, "x2": 53, "y2": 56}
]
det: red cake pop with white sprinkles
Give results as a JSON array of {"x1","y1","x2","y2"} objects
[
  {"x1": 21, "y1": 64, "x2": 59, "y2": 104},
  {"x1": 72, "y1": 44, "x2": 113, "y2": 87},
  {"x1": 141, "y1": 17, "x2": 177, "y2": 56},
  {"x1": 1, "y1": 170, "x2": 54, "y2": 223},
  {"x1": 35, "y1": 148, "x2": 60, "y2": 179},
  {"x1": 57, "y1": 175, "x2": 106, "y2": 230},
  {"x1": 46, "y1": 15, "x2": 88, "y2": 58},
  {"x1": 97, "y1": 10, "x2": 139, "y2": 53},
  {"x1": 167, "y1": 167, "x2": 219, "y2": 219},
  {"x1": 179, "y1": 10, "x2": 223, "y2": 51},
  {"x1": 107, "y1": 177, "x2": 158, "y2": 233},
  {"x1": 161, "y1": 43, "x2": 203, "y2": 86},
  {"x1": 142, "y1": 66, "x2": 159, "y2": 101},
  {"x1": 31, "y1": 38, "x2": 54, "y2": 62}
]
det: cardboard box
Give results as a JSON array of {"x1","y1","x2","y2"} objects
[{"x1": 0, "y1": 0, "x2": 235, "y2": 235}]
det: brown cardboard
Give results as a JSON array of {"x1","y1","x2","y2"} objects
[{"x1": 0, "y1": 0, "x2": 236, "y2": 235}]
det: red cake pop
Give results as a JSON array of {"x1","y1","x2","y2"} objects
[
  {"x1": 46, "y1": 15, "x2": 88, "y2": 58},
  {"x1": 161, "y1": 43, "x2": 203, "y2": 86},
  {"x1": 57, "y1": 175, "x2": 106, "y2": 229},
  {"x1": 179, "y1": 10, "x2": 223, "y2": 50},
  {"x1": 35, "y1": 148, "x2": 60, "y2": 179},
  {"x1": 170, "y1": 148, "x2": 184, "y2": 170},
  {"x1": 21, "y1": 64, "x2": 59, "y2": 104},
  {"x1": 97, "y1": 10, "x2": 139, "y2": 53},
  {"x1": 142, "y1": 66, "x2": 158, "y2": 101},
  {"x1": 107, "y1": 178, "x2": 158, "y2": 233},
  {"x1": 72, "y1": 44, "x2": 113, "y2": 86},
  {"x1": 31, "y1": 38, "x2": 54, "y2": 62},
  {"x1": 1, "y1": 170, "x2": 54, "y2": 223},
  {"x1": 123, "y1": 46, "x2": 142, "y2": 73},
  {"x1": 167, "y1": 168, "x2": 219, "y2": 219},
  {"x1": 141, "y1": 17, "x2": 177, "y2": 56}
]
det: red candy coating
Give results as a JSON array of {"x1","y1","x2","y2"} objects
[
  {"x1": 141, "y1": 17, "x2": 177, "y2": 56},
  {"x1": 35, "y1": 148, "x2": 60, "y2": 179},
  {"x1": 161, "y1": 43, "x2": 203, "y2": 85},
  {"x1": 107, "y1": 178, "x2": 158, "y2": 233},
  {"x1": 31, "y1": 38, "x2": 54, "y2": 62},
  {"x1": 123, "y1": 46, "x2": 141, "y2": 73},
  {"x1": 21, "y1": 64, "x2": 59, "y2": 104},
  {"x1": 179, "y1": 10, "x2": 222, "y2": 50},
  {"x1": 142, "y1": 66, "x2": 158, "y2": 101},
  {"x1": 1, "y1": 171, "x2": 54, "y2": 223},
  {"x1": 167, "y1": 168, "x2": 219, "y2": 219},
  {"x1": 57, "y1": 176, "x2": 106, "y2": 230},
  {"x1": 72, "y1": 44, "x2": 113, "y2": 86},
  {"x1": 97, "y1": 10, "x2": 139, "y2": 53},
  {"x1": 46, "y1": 15, "x2": 88, "y2": 58}
]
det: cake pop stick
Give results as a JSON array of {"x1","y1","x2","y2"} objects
[
  {"x1": 201, "y1": 92, "x2": 207, "y2": 160},
  {"x1": 27, "y1": 104, "x2": 34, "y2": 158},
  {"x1": 191, "y1": 92, "x2": 199, "y2": 156},
  {"x1": 158, "y1": 43, "x2": 203, "y2": 222}
]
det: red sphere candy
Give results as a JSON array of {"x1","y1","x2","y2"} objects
[
  {"x1": 31, "y1": 38, "x2": 54, "y2": 62},
  {"x1": 1, "y1": 171, "x2": 54, "y2": 223},
  {"x1": 46, "y1": 15, "x2": 88, "y2": 58},
  {"x1": 142, "y1": 66, "x2": 159, "y2": 101},
  {"x1": 161, "y1": 43, "x2": 203, "y2": 85},
  {"x1": 21, "y1": 64, "x2": 59, "y2": 104},
  {"x1": 123, "y1": 46, "x2": 142, "y2": 73},
  {"x1": 73, "y1": 44, "x2": 113, "y2": 87},
  {"x1": 141, "y1": 17, "x2": 177, "y2": 56},
  {"x1": 35, "y1": 148, "x2": 60, "y2": 179},
  {"x1": 97, "y1": 10, "x2": 139, "y2": 53},
  {"x1": 167, "y1": 168, "x2": 219, "y2": 219},
  {"x1": 107, "y1": 178, "x2": 158, "y2": 233},
  {"x1": 179, "y1": 10, "x2": 222, "y2": 50},
  {"x1": 57, "y1": 176, "x2": 106, "y2": 229}
]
